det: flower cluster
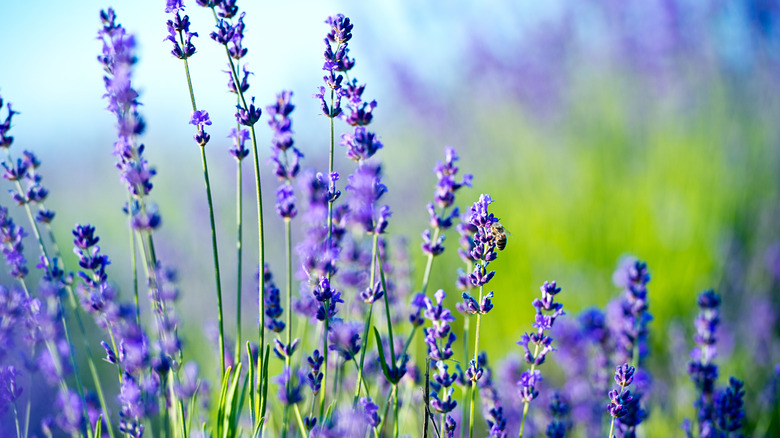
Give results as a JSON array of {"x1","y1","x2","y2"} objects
[
  {"x1": 297, "y1": 171, "x2": 341, "y2": 283},
  {"x1": 98, "y1": 9, "x2": 160, "y2": 231},
  {"x1": 687, "y1": 289, "x2": 721, "y2": 435},
  {"x1": 267, "y1": 91, "x2": 303, "y2": 220},
  {"x1": 422, "y1": 147, "x2": 472, "y2": 258},
  {"x1": 0, "y1": 207, "x2": 27, "y2": 279},
  {"x1": 164, "y1": 1, "x2": 197, "y2": 59},
  {"x1": 459, "y1": 194, "x2": 499, "y2": 314},
  {"x1": 607, "y1": 362, "x2": 646, "y2": 438},
  {"x1": 315, "y1": 14, "x2": 354, "y2": 119},
  {"x1": 516, "y1": 282, "x2": 564, "y2": 412},
  {"x1": 263, "y1": 265, "x2": 285, "y2": 334},
  {"x1": 345, "y1": 163, "x2": 391, "y2": 235}
]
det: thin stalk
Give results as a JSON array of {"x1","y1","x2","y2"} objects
[
  {"x1": 350, "y1": 357, "x2": 372, "y2": 396},
  {"x1": 319, "y1": 90, "x2": 337, "y2": 422},
  {"x1": 235, "y1": 160, "x2": 243, "y2": 361},
  {"x1": 518, "y1": 343, "x2": 541, "y2": 438},
  {"x1": 392, "y1": 384, "x2": 399, "y2": 438},
  {"x1": 319, "y1": 308, "x2": 329, "y2": 419},
  {"x1": 606, "y1": 383, "x2": 626, "y2": 438},
  {"x1": 12, "y1": 401, "x2": 21, "y2": 438},
  {"x1": 293, "y1": 405, "x2": 307, "y2": 437},
  {"x1": 281, "y1": 218, "x2": 293, "y2": 437},
  {"x1": 179, "y1": 45, "x2": 226, "y2": 377},
  {"x1": 200, "y1": 144, "x2": 226, "y2": 376},
  {"x1": 377, "y1": 251, "x2": 396, "y2": 367},
  {"x1": 468, "y1": 285, "x2": 484, "y2": 438},
  {"x1": 460, "y1": 261, "x2": 472, "y2": 438},
  {"x1": 208, "y1": 13, "x2": 266, "y2": 375},
  {"x1": 420, "y1": 228, "x2": 441, "y2": 296},
  {"x1": 353, "y1": 233, "x2": 379, "y2": 406}
]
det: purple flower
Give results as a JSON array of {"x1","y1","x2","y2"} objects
[
  {"x1": 275, "y1": 184, "x2": 297, "y2": 220},
  {"x1": 608, "y1": 388, "x2": 633, "y2": 418},
  {"x1": 0, "y1": 206, "x2": 28, "y2": 279},
  {"x1": 340, "y1": 126, "x2": 382, "y2": 161},
  {"x1": 325, "y1": 14, "x2": 353, "y2": 44},
  {"x1": 306, "y1": 349, "x2": 324, "y2": 394},
  {"x1": 0, "y1": 97, "x2": 19, "y2": 149},
  {"x1": 360, "y1": 281, "x2": 384, "y2": 304},
  {"x1": 328, "y1": 320, "x2": 361, "y2": 360},
  {"x1": 359, "y1": 397, "x2": 381, "y2": 427},
  {"x1": 518, "y1": 369, "x2": 542, "y2": 403},
  {"x1": 345, "y1": 163, "x2": 391, "y2": 235},
  {"x1": 264, "y1": 282, "x2": 284, "y2": 333},
  {"x1": 545, "y1": 392, "x2": 569, "y2": 438},
  {"x1": 165, "y1": 11, "x2": 198, "y2": 59},
  {"x1": 228, "y1": 127, "x2": 250, "y2": 161},
  {"x1": 0, "y1": 366, "x2": 23, "y2": 415},
  {"x1": 267, "y1": 90, "x2": 295, "y2": 150},
  {"x1": 423, "y1": 290, "x2": 456, "y2": 362},
  {"x1": 615, "y1": 363, "x2": 636, "y2": 388},
  {"x1": 273, "y1": 338, "x2": 300, "y2": 361},
  {"x1": 236, "y1": 97, "x2": 262, "y2": 126},
  {"x1": 55, "y1": 389, "x2": 85, "y2": 434},
  {"x1": 476, "y1": 353, "x2": 507, "y2": 437},
  {"x1": 715, "y1": 377, "x2": 745, "y2": 433},
  {"x1": 421, "y1": 228, "x2": 445, "y2": 256}
]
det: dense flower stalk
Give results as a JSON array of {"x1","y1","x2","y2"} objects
[
  {"x1": 687, "y1": 289, "x2": 721, "y2": 436},
  {"x1": 607, "y1": 363, "x2": 645, "y2": 438},
  {"x1": 608, "y1": 257, "x2": 653, "y2": 436},
  {"x1": 545, "y1": 391, "x2": 570, "y2": 438},
  {"x1": 517, "y1": 281, "x2": 564, "y2": 437},
  {"x1": 0, "y1": 207, "x2": 28, "y2": 279},
  {"x1": 463, "y1": 194, "x2": 501, "y2": 438}
]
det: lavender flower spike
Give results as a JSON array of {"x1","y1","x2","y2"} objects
[
  {"x1": 517, "y1": 281, "x2": 564, "y2": 437},
  {"x1": 687, "y1": 289, "x2": 721, "y2": 435}
]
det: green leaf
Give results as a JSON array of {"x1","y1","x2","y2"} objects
[
  {"x1": 94, "y1": 415, "x2": 102, "y2": 438},
  {"x1": 247, "y1": 341, "x2": 256, "y2": 425},
  {"x1": 373, "y1": 327, "x2": 392, "y2": 381}
]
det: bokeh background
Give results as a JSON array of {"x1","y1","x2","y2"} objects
[{"x1": 1, "y1": 0, "x2": 779, "y2": 436}]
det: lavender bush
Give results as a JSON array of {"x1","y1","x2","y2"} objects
[{"x1": 0, "y1": 1, "x2": 778, "y2": 438}]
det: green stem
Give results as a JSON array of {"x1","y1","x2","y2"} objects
[
  {"x1": 420, "y1": 228, "x2": 440, "y2": 296},
  {"x1": 518, "y1": 343, "x2": 540, "y2": 438},
  {"x1": 377, "y1": 249, "x2": 396, "y2": 367},
  {"x1": 353, "y1": 233, "x2": 379, "y2": 406},
  {"x1": 351, "y1": 356, "x2": 372, "y2": 396},
  {"x1": 320, "y1": 311, "x2": 329, "y2": 419},
  {"x1": 179, "y1": 40, "x2": 225, "y2": 377},
  {"x1": 468, "y1": 285, "x2": 484, "y2": 438},
  {"x1": 12, "y1": 401, "x2": 21, "y2": 438},
  {"x1": 392, "y1": 384, "x2": 399, "y2": 438},
  {"x1": 460, "y1": 313, "x2": 470, "y2": 438},
  {"x1": 200, "y1": 144, "x2": 226, "y2": 376},
  {"x1": 235, "y1": 161, "x2": 243, "y2": 361},
  {"x1": 606, "y1": 384, "x2": 626, "y2": 438}
]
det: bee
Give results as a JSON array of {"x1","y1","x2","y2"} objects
[{"x1": 490, "y1": 222, "x2": 508, "y2": 251}]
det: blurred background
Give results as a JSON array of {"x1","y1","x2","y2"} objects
[{"x1": 1, "y1": 0, "x2": 779, "y2": 436}]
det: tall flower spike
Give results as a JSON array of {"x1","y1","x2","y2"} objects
[
  {"x1": 687, "y1": 289, "x2": 721, "y2": 436},
  {"x1": 516, "y1": 281, "x2": 564, "y2": 435}
]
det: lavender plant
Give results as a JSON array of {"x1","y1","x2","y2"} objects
[{"x1": 0, "y1": 2, "x2": 777, "y2": 438}]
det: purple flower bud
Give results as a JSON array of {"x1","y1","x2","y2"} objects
[
  {"x1": 235, "y1": 97, "x2": 262, "y2": 126},
  {"x1": 615, "y1": 363, "x2": 635, "y2": 387}
]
